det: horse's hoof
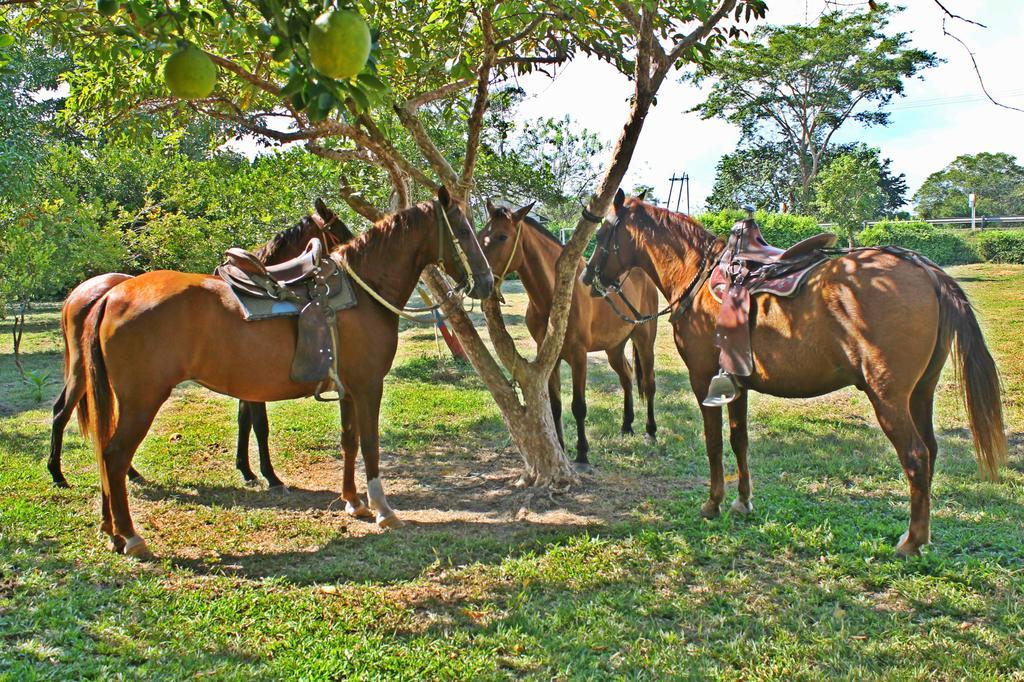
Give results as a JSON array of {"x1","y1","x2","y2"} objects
[
  {"x1": 730, "y1": 498, "x2": 754, "y2": 516},
  {"x1": 268, "y1": 484, "x2": 289, "y2": 494},
  {"x1": 895, "y1": 531, "x2": 923, "y2": 558},
  {"x1": 124, "y1": 536, "x2": 154, "y2": 561},
  {"x1": 53, "y1": 479, "x2": 71, "y2": 489},
  {"x1": 376, "y1": 513, "x2": 406, "y2": 529},
  {"x1": 242, "y1": 478, "x2": 260, "y2": 488},
  {"x1": 345, "y1": 499, "x2": 374, "y2": 519},
  {"x1": 572, "y1": 461, "x2": 595, "y2": 475},
  {"x1": 700, "y1": 501, "x2": 721, "y2": 519},
  {"x1": 644, "y1": 433, "x2": 657, "y2": 444},
  {"x1": 108, "y1": 536, "x2": 126, "y2": 554},
  {"x1": 128, "y1": 475, "x2": 148, "y2": 486},
  {"x1": 620, "y1": 426, "x2": 634, "y2": 436}
]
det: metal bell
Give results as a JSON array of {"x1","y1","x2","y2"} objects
[{"x1": 702, "y1": 370, "x2": 739, "y2": 407}]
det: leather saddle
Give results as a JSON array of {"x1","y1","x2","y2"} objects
[
  {"x1": 709, "y1": 217, "x2": 836, "y2": 377},
  {"x1": 216, "y1": 239, "x2": 356, "y2": 388}
]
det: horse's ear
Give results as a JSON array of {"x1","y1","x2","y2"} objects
[
  {"x1": 513, "y1": 201, "x2": 536, "y2": 223},
  {"x1": 315, "y1": 198, "x2": 335, "y2": 221},
  {"x1": 438, "y1": 185, "x2": 452, "y2": 208},
  {"x1": 614, "y1": 188, "x2": 626, "y2": 210},
  {"x1": 637, "y1": 189, "x2": 648, "y2": 201},
  {"x1": 486, "y1": 198, "x2": 497, "y2": 216}
]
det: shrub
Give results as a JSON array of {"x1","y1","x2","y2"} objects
[
  {"x1": 696, "y1": 209, "x2": 823, "y2": 247},
  {"x1": 974, "y1": 230, "x2": 1024, "y2": 263},
  {"x1": 857, "y1": 220, "x2": 978, "y2": 266}
]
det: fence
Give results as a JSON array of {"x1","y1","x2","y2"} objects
[{"x1": 818, "y1": 215, "x2": 1024, "y2": 230}]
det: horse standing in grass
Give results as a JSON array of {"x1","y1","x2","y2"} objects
[
  {"x1": 48, "y1": 200, "x2": 352, "y2": 490},
  {"x1": 479, "y1": 201, "x2": 659, "y2": 467},
  {"x1": 582, "y1": 190, "x2": 1007, "y2": 557},
  {"x1": 80, "y1": 188, "x2": 492, "y2": 559}
]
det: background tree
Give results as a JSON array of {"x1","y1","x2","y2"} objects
[
  {"x1": 914, "y1": 152, "x2": 1024, "y2": 219},
  {"x1": 812, "y1": 153, "x2": 883, "y2": 248},
  {"x1": 689, "y1": 6, "x2": 935, "y2": 211},
  {"x1": 706, "y1": 140, "x2": 907, "y2": 215}
]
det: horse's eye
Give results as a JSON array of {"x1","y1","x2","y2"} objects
[{"x1": 497, "y1": 234, "x2": 508, "y2": 243}]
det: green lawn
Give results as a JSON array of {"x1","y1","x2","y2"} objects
[{"x1": 1, "y1": 264, "x2": 1021, "y2": 680}]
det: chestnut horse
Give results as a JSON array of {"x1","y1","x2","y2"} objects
[
  {"x1": 80, "y1": 188, "x2": 492, "y2": 559},
  {"x1": 48, "y1": 199, "x2": 352, "y2": 490},
  {"x1": 479, "y1": 201, "x2": 659, "y2": 467},
  {"x1": 582, "y1": 190, "x2": 1007, "y2": 557}
]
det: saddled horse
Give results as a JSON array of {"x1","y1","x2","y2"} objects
[
  {"x1": 80, "y1": 188, "x2": 492, "y2": 559},
  {"x1": 479, "y1": 201, "x2": 658, "y2": 467},
  {"x1": 48, "y1": 199, "x2": 352, "y2": 490},
  {"x1": 582, "y1": 190, "x2": 1007, "y2": 557}
]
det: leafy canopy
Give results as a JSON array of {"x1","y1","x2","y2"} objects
[
  {"x1": 812, "y1": 153, "x2": 883, "y2": 246},
  {"x1": 689, "y1": 5, "x2": 935, "y2": 206},
  {"x1": 914, "y1": 153, "x2": 1024, "y2": 219}
]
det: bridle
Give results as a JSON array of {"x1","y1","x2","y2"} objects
[
  {"x1": 335, "y1": 200, "x2": 476, "y2": 325},
  {"x1": 310, "y1": 211, "x2": 343, "y2": 251},
  {"x1": 486, "y1": 214, "x2": 525, "y2": 302},
  {"x1": 583, "y1": 211, "x2": 717, "y2": 326}
]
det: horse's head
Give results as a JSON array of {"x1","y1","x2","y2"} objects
[
  {"x1": 479, "y1": 199, "x2": 535, "y2": 283},
  {"x1": 434, "y1": 186, "x2": 494, "y2": 300},
  {"x1": 313, "y1": 198, "x2": 356, "y2": 250},
  {"x1": 581, "y1": 188, "x2": 643, "y2": 294}
]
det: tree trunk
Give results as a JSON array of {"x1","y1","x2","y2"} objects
[{"x1": 11, "y1": 303, "x2": 27, "y2": 379}]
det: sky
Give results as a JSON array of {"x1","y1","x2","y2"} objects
[{"x1": 510, "y1": 0, "x2": 1024, "y2": 211}]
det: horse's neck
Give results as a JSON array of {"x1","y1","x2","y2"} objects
[
  {"x1": 343, "y1": 209, "x2": 430, "y2": 309},
  {"x1": 637, "y1": 223, "x2": 717, "y2": 304},
  {"x1": 516, "y1": 230, "x2": 568, "y2": 316}
]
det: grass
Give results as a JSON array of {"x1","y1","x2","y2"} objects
[{"x1": 0, "y1": 264, "x2": 1021, "y2": 680}]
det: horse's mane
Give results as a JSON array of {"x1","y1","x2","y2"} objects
[
  {"x1": 492, "y1": 206, "x2": 562, "y2": 247},
  {"x1": 626, "y1": 198, "x2": 718, "y2": 249},
  {"x1": 252, "y1": 218, "x2": 313, "y2": 263},
  {"x1": 334, "y1": 201, "x2": 433, "y2": 260}
]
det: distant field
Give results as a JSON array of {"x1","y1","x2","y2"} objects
[{"x1": 1, "y1": 264, "x2": 1021, "y2": 680}]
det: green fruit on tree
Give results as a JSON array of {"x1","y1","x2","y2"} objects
[
  {"x1": 307, "y1": 9, "x2": 371, "y2": 79},
  {"x1": 96, "y1": 0, "x2": 119, "y2": 17},
  {"x1": 163, "y1": 46, "x2": 218, "y2": 99}
]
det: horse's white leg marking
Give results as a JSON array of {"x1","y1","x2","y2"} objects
[
  {"x1": 345, "y1": 497, "x2": 374, "y2": 518},
  {"x1": 730, "y1": 498, "x2": 753, "y2": 515},
  {"x1": 367, "y1": 477, "x2": 404, "y2": 528},
  {"x1": 123, "y1": 534, "x2": 153, "y2": 560}
]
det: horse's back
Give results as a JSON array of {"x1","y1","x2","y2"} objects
[{"x1": 747, "y1": 249, "x2": 941, "y2": 396}]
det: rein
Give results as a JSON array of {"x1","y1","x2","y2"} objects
[{"x1": 336, "y1": 201, "x2": 470, "y2": 326}]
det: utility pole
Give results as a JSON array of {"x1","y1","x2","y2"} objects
[
  {"x1": 969, "y1": 192, "x2": 977, "y2": 231},
  {"x1": 666, "y1": 173, "x2": 690, "y2": 215}
]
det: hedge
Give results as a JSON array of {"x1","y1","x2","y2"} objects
[
  {"x1": 974, "y1": 230, "x2": 1024, "y2": 263},
  {"x1": 693, "y1": 214, "x2": 1024, "y2": 266},
  {"x1": 696, "y1": 209, "x2": 824, "y2": 247},
  {"x1": 858, "y1": 221, "x2": 979, "y2": 266}
]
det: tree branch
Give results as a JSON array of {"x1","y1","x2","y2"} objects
[
  {"x1": 394, "y1": 102, "x2": 462, "y2": 189},
  {"x1": 459, "y1": 5, "x2": 497, "y2": 196},
  {"x1": 942, "y1": 19, "x2": 1024, "y2": 114}
]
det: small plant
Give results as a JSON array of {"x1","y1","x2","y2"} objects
[{"x1": 23, "y1": 369, "x2": 50, "y2": 403}]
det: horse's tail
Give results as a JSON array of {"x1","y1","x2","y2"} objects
[
  {"x1": 932, "y1": 267, "x2": 1007, "y2": 480},
  {"x1": 81, "y1": 297, "x2": 117, "y2": 486},
  {"x1": 633, "y1": 342, "x2": 646, "y2": 405}
]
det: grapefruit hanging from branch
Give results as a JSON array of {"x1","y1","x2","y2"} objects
[
  {"x1": 163, "y1": 45, "x2": 218, "y2": 99},
  {"x1": 308, "y1": 9, "x2": 371, "y2": 80}
]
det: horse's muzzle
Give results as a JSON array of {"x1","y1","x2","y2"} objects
[
  {"x1": 467, "y1": 270, "x2": 494, "y2": 300},
  {"x1": 580, "y1": 266, "x2": 603, "y2": 297}
]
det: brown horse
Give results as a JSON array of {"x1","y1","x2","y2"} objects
[
  {"x1": 582, "y1": 190, "x2": 1007, "y2": 557},
  {"x1": 48, "y1": 199, "x2": 352, "y2": 490},
  {"x1": 80, "y1": 188, "x2": 492, "y2": 559},
  {"x1": 479, "y1": 201, "x2": 659, "y2": 467}
]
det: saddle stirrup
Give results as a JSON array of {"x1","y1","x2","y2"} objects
[{"x1": 703, "y1": 370, "x2": 739, "y2": 407}]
